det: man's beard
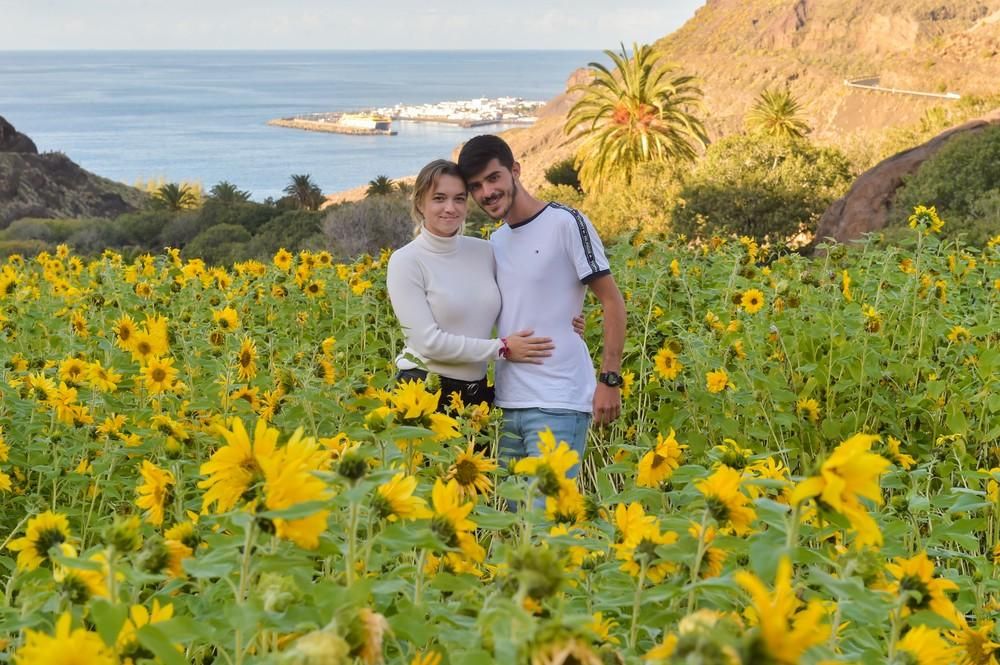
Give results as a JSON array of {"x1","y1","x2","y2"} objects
[{"x1": 485, "y1": 183, "x2": 517, "y2": 222}]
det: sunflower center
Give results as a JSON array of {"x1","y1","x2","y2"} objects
[
  {"x1": 899, "y1": 575, "x2": 931, "y2": 610},
  {"x1": 430, "y1": 516, "x2": 459, "y2": 548},
  {"x1": 705, "y1": 496, "x2": 731, "y2": 524},
  {"x1": 136, "y1": 341, "x2": 151, "y2": 355},
  {"x1": 650, "y1": 453, "x2": 666, "y2": 470},
  {"x1": 35, "y1": 527, "x2": 67, "y2": 559},
  {"x1": 240, "y1": 350, "x2": 253, "y2": 366},
  {"x1": 454, "y1": 459, "x2": 480, "y2": 486},
  {"x1": 151, "y1": 368, "x2": 167, "y2": 383}
]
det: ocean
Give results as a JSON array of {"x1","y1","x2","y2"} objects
[{"x1": 0, "y1": 50, "x2": 598, "y2": 200}]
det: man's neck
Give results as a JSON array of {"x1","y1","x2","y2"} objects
[{"x1": 504, "y1": 190, "x2": 546, "y2": 226}]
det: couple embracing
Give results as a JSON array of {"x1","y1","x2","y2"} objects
[{"x1": 386, "y1": 135, "x2": 626, "y2": 479}]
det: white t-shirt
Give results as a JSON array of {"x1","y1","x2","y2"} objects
[
  {"x1": 490, "y1": 203, "x2": 611, "y2": 412},
  {"x1": 386, "y1": 227, "x2": 503, "y2": 381}
]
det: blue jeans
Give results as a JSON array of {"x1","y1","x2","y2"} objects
[{"x1": 499, "y1": 407, "x2": 591, "y2": 479}]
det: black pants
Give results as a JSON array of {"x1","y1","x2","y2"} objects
[{"x1": 395, "y1": 368, "x2": 495, "y2": 410}]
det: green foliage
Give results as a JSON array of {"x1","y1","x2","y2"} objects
[
  {"x1": 0, "y1": 238, "x2": 48, "y2": 257},
  {"x1": 543, "y1": 158, "x2": 582, "y2": 191},
  {"x1": 745, "y1": 87, "x2": 810, "y2": 140},
  {"x1": 579, "y1": 161, "x2": 681, "y2": 239},
  {"x1": 151, "y1": 182, "x2": 200, "y2": 211},
  {"x1": 536, "y1": 184, "x2": 585, "y2": 211},
  {"x1": 248, "y1": 210, "x2": 325, "y2": 257},
  {"x1": 672, "y1": 134, "x2": 854, "y2": 244},
  {"x1": 366, "y1": 175, "x2": 396, "y2": 197},
  {"x1": 892, "y1": 124, "x2": 1000, "y2": 246},
  {"x1": 284, "y1": 174, "x2": 325, "y2": 211},
  {"x1": 565, "y1": 42, "x2": 707, "y2": 194},
  {"x1": 183, "y1": 224, "x2": 253, "y2": 266},
  {"x1": 207, "y1": 181, "x2": 251, "y2": 205},
  {"x1": 322, "y1": 194, "x2": 411, "y2": 258}
]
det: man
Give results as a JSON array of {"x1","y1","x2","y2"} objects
[{"x1": 457, "y1": 135, "x2": 625, "y2": 478}]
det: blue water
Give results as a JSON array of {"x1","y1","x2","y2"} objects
[{"x1": 0, "y1": 50, "x2": 597, "y2": 199}]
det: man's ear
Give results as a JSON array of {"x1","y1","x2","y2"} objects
[{"x1": 511, "y1": 161, "x2": 521, "y2": 180}]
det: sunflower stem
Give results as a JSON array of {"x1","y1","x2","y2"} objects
[
  {"x1": 413, "y1": 548, "x2": 427, "y2": 606},
  {"x1": 686, "y1": 508, "x2": 710, "y2": 614},
  {"x1": 235, "y1": 519, "x2": 256, "y2": 665},
  {"x1": 629, "y1": 557, "x2": 648, "y2": 649},
  {"x1": 346, "y1": 500, "x2": 360, "y2": 585}
]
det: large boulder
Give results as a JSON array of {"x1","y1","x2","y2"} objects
[
  {"x1": 813, "y1": 108, "x2": 1000, "y2": 244},
  {"x1": 0, "y1": 116, "x2": 38, "y2": 154}
]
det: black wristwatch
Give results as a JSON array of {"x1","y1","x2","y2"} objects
[{"x1": 599, "y1": 371, "x2": 624, "y2": 387}]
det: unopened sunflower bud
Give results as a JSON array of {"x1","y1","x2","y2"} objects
[
  {"x1": 103, "y1": 515, "x2": 143, "y2": 553},
  {"x1": 137, "y1": 535, "x2": 171, "y2": 574},
  {"x1": 338, "y1": 451, "x2": 368, "y2": 482},
  {"x1": 257, "y1": 572, "x2": 300, "y2": 613},
  {"x1": 424, "y1": 372, "x2": 441, "y2": 394},
  {"x1": 280, "y1": 628, "x2": 350, "y2": 665}
]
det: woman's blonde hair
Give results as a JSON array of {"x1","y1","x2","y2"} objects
[{"x1": 410, "y1": 159, "x2": 465, "y2": 227}]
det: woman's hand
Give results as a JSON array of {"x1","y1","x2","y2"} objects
[
  {"x1": 505, "y1": 329, "x2": 554, "y2": 364},
  {"x1": 572, "y1": 313, "x2": 585, "y2": 338}
]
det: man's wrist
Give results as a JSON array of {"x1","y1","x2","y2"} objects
[{"x1": 598, "y1": 370, "x2": 623, "y2": 387}]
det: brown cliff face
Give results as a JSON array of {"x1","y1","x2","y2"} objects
[
  {"x1": 813, "y1": 108, "x2": 1000, "y2": 244},
  {"x1": 0, "y1": 116, "x2": 146, "y2": 228}
]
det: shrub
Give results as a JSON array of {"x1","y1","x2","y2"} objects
[
  {"x1": 672, "y1": 134, "x2": 853, "y2": 245},
  {"x1": 183, "y1": 224, "x2": 252, "y2": 266},
  {"x1": 0, "y1": 238, "x2": 49, "y2": 257},
  {"x1": 892, "y1": 124, "x2": 1000, "y2": 245},
  {"x1": 579, "y1": 161, "x2": 681, "y2": 240},
  {"x1": 543, "y1": 158, "x2": 582, "y2": 191},
  {"x1": 322, "y1": 194, "x2": 412, "y2": 259},
  {"x1": 248, "y1": 210, "x2": 325, "y2": 258}
]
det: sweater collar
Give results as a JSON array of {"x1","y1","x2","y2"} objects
[{"x1": 417, "y1": 224, "x2": 461, "y2": 254}]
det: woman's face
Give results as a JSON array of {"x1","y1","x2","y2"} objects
[{"x1": 421, "y1": 173, "x2": 467, "y2": 237}]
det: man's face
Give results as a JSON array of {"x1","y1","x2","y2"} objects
[{"x1": 465, "y1": 158, "x2": 519, "y2": 221}]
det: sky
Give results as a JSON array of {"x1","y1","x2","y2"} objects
[{"x1": 0, "y1": 0, "x2": 706, "y2": 50}]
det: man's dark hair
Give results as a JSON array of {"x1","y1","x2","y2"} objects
[{"x1": 457, "y1": 135, "x2": 515, "y2": 177}]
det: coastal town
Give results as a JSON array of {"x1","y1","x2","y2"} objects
[{"x1": 267, "y1": 96, "x2": 545, "y2": 136}]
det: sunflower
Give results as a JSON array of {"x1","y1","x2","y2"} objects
[
  {"x1": 885, "y1": 436, "x2": 916, "y2": 470},
  {"x1": 258, "y1": 428, "x2": 332, "y2": 549},
  {"x1": 908, "y1": 204, "x2": 945, "y2": 235},
  {"x1": 735, "y1": 557, "x2": 829, "y2": 665},
  {"x1": 706, "y1": 369, "x2": 732, "y2": 394},
  {"x1": 230, "y1": 386, "x2": 261, "y2": 409},
  {"x1": 514, "y1": 429, "x2": 580, "y2": 497},
  {"x1": 446, "y1": 443, "x2": 497, "y2": 499},
  {"x1": 116, "y1": 600, "x2": 176, "y2": 659},
  {"x1": 130, "y1": 330, "x2": 159, "y2": 364},
  {"x1": 391, "y1": 380, "x2": 440, "y2": 420},
  {"x1": 213, "y1": 306, "x2": 239, "y2": 332},
  {"x1": 886, "y1": 551, "x2": 961, "y2": 625},
  {"x1": 136, "y1": 460, "x2": 175, "y2": 527},
  {"x1": 58, "y1": 357, "x2": 87, "y2": 386},
  {"x1": 695, "y1": 466, "x2": 756, "y2": 535},
  {"x1": 430, "y1": 478, "x2": 483, "y2": 562},
  {"x1": 142, "y1": 356, "x2": 178, "y2": 395},
  {"x1": 948, "y1": 620, "x2": 1000, "y2": 665},
  {"x1": 411, "y1": 651, "x2": 443, "y2": 665},
  {"x1": 653, "y1": 346, "x2": 683, "y2": 381},
  {"x1": 8, "y1": 510, "x2": 73, "y2": 571},
  {"x1": 236, "y1": 336, "x2": 258, "y2": 382},
  {"x1": 303, "y1": 279, "x2": 325, "y2": 297},
  {"x1": 273, "y1": 248, "x2": 294, "y2": 271},
  {"x1": 112, "y1": 314, "x2": 139, "y2": 351},
  {"x1": 689, "y1": 522, "x2": 727, "y2": 578},
  {"x1": 86, "y1": 360, "x2": 121, "y2": 393},
  {"x1": 790, "y1": 433, "x2": 889, "y2": 548},
  {"x1": 740, "y1": 288, "x2": 765, "y2": 314},
  {"x1": 53, "y1": 546, "x2": 112, "y2": 603},
  {"x1": 795, "y1": 397, "x2": 820, "y2": 424},
  {"x1": 13, "y1": 612, "x2": 115, "y2": 665},
  {"x1": 199, "y1": 418, "x2": 279, "y2": 513},
  {"x1": 373, "y1": 472, "x2": 431, "y2": 521},
  {"x1": 636, "y1": 429, "x2": 686, "y2": 488},
  {"x1": 898, "y1": 625, "x2": 960, "y2": 665}
]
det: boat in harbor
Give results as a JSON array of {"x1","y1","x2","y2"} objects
[{"x1": 267, "y1": 113, "x2": 396, "y2": 136}]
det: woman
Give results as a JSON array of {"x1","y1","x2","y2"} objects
[{"x1": 386, "y1": 159, "x2": 565, "y2": 407}]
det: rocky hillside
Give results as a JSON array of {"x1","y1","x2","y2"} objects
[
  {"x1": 0, "y1": 116, "x2": 146, "y2": 229},
  {"x1": 501, "y1": 0, "x2": 1000, "y2": 190}
]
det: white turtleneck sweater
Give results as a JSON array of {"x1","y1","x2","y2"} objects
[{"x1": 386, "y1": 227, "x2": 503, "y2": 381}]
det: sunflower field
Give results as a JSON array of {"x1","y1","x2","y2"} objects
[{"x1": 1, "y1": 208, "x2": 1000, "y2": 665}]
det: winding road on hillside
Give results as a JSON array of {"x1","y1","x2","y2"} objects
[{"x1": 845, "y1": 76, "x2": 961, "y2": 100}]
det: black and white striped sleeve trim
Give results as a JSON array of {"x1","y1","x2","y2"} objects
[{"x1": 551, "y1": 202, "x2": 609, "y2": 283}]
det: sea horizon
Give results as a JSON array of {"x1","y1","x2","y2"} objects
[{"x1": 1, "y1": 49, "x2": 599, "y2": 199}]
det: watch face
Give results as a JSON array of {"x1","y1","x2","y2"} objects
[{"x1": 601, "y1": 372, "x2": 623, "y2": 387}]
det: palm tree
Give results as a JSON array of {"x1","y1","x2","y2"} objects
[
  {"x1": 151, "y1": 183, "x2": 199, "y2": 211},
  {"x1": 565, "y1": 42, "x2": 708, "y2": 194},
  {"x1": 366, "y1": 175, "x2": 395, "y2": 197},
  {"x1": 208, "y1": 181, "x2": 251, "y2": 205},
  {"x1": 284, "y1": 174, "x2": 324, "y2": 211},
  {"x1": 745, "y1": 88, "x2": 811, "y2": 141}
]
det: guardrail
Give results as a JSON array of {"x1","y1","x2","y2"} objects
[{"x1": 844, "y1": 76, "x2": 961, "y2": 100}]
